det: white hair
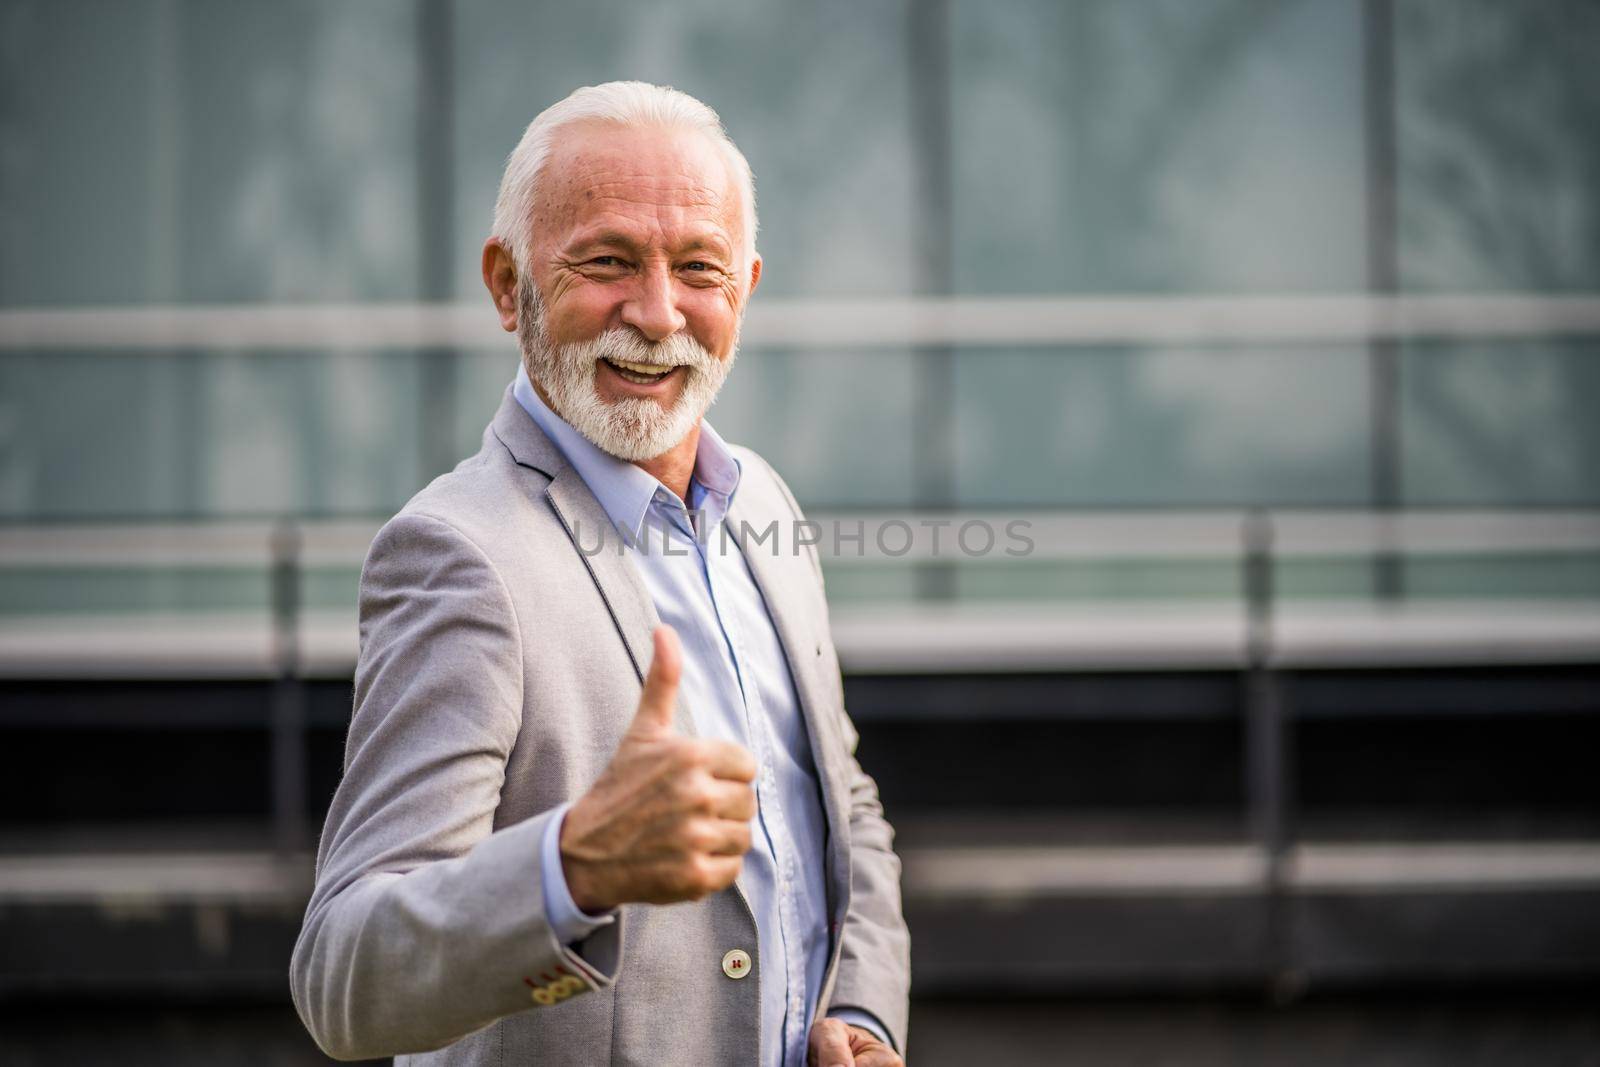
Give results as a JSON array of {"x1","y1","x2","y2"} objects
[{"x1": 491, "y1": 81, "x2": 758, "y2": 273}]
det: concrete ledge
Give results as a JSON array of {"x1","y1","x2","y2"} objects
[{"x1": 2, "y1": 600, "x2": 1597, "y2": 678}]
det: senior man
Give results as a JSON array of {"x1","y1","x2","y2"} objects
[{"x1": 291, "y1": 82, "x2": 910, "y2": 1065}]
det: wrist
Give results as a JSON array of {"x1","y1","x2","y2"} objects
[{"x1": 558, "y1": 807, "x2": 613, "y2": 914}]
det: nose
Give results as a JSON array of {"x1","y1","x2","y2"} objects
[{"x1": 620, "y1": 262, "x2": 687, "y2": 343}]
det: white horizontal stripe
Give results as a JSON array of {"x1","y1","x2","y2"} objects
[
  {"x1": 0, "y1": 851, "x2": 311, "y2": 904},
  {"x1": 0, "y1": 519, "x2": 383, "y2": 567},
  {"x1": 0, "y1": 610, "x2": 357, "y2": 679},
  {"x1": 831, "y1": 603, "x2": 1251, "y2": 672},
  {"x1": 2, "y1": 510, "x2": 1596, "y2": 566},
  {"x1": 1, "y1": 600, "x2": 1595, "y2": 677},
  {"x1": 1287, "y1": 842, "x2": 1600, "y2": 892},
  {"x1": 830, "y1": 601, "x2": 1600, "y2": 673},
  {"x1": 749, "y1": 294, "x2": 1600, "y2": 347},
  {"x1": 0, "y1": 303, "x2": 501, "y2": 350},
  {"x1": 903, "y1": 845, "x2": 1267, "y2": 896},
  {"x1": 885, "y1": 841, "x2": 1600, "y2": 900},
  {"x1": 1267, "y1": 510, "x2": 1600, "y2": 557},
  {"x1": 6, "y1": 841, "x2": 1592, "y2": 904},
  {"x1": 9, "y1": 844, "x2": 1587, "y2": 902},
  {"x1": 3, "y1": 294, "x2": 1600, "y2": 350},
  {"x1": 1270, "y1": 601, "x2": 1600, "y2": 669}
]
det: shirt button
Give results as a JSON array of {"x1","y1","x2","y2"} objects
[{"x1": 721, "y1": 948, "x2": 753, "y2": 980}]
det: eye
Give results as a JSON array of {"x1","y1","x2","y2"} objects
[
  {"x1": 684, "y1": 261, "x2": 708, "y2": 272},
  {"x1": 591, "y1": 255, "x2": 621, "y2": 267}
]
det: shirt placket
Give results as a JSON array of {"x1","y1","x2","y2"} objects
[{"x1": 706, "y1": 553, "x2": 808, "y2": 1063}]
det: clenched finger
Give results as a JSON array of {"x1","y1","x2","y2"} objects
[
  {"x1": 704, "y1": 817, "x2": 753, "y2": 856},
  {"x1": 708, "y1": 778, "x2": 757, "y2": 821},
  {"x1": 701, "y1": 738, "x2": 757, "y2": 782},
  {"x1": 808, "y1": 1018, "x2": 854, "y2": 1067},
  {"x1": 695, "y1": 853, "x2": 743, "y2": 895}
]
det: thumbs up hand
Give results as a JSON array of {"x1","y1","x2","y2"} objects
[{"x1": 559, "y1": 626, "x2": 759, "y2": 913}]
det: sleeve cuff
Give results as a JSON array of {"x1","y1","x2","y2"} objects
[
  {"x1": 539, "y1": 801, "x2": 617, "y2": 946},
  {"x1": 828, "y1": 1007, "x2": 895, "y2": 1052}
]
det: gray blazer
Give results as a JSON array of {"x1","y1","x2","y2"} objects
[{"x1": 291, "y1": 387, "x2": 911, "y2": 1064}]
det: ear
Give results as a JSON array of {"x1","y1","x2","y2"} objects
[
  {"x1": 746, "y1": 254, "x2": 763, "y2": 299},
  {"x1": 481, "y1": 238, "x2": 519, "y2": 333}
]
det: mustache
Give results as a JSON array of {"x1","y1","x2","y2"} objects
[
  {"x1": 586, "y1": 328, "x2": 712, "y2": 371},
  {"x1": 516, "y1": 284, "x2": 727, "y2": 376}
]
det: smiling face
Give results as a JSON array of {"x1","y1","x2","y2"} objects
[{"x1": 510, "y1": 121, "x2": 760, "y2": 460}]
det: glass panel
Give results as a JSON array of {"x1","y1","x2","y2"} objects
[
  {"x1": 0, "y1": 0, "x2": 421, "y2": 307},
  {"x1": 2, "y1": 1, "x2": 173, "y2": 306},
  {"x1": 1396, "y1": 0, "x2": 1600, "y2": 292},
  {"x1": 953, "y1": 344, "x2": 1369, "y2": 507},
  {"x1": 707, "y1": 347, "x2": 919, "y2": 510},
  {"x1": 954, "y1": 558, "x2": 1242, "y2": 603},
  {"x1": 196, "y1": 349, "x2": 425, "y2": 515},
  {"x1": 949, "y1": 0, "x2": 1367, "y2": 295},
  {"x1": 0, "y1": 564, "x2": 271, "y2": 617},
  {"x1": 1402, "y1": 339, "x2": 1600, "y2": 505},
  {"x1": 451, "y1": 0, "x2": 916, "y2": 299},
  {"x1": 0, "y1": 349, "x2": 425, "y2": 519},
  {"x1": 0, "y1": 351, "x2": 204, "y2": 517},
  {"x1": 453, "y1": 347, "x2": 523, "y2": 462}
]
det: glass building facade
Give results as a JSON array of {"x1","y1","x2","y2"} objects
[{"x1": 1, "y1": 0, "x2": 1597, "y2": 616}]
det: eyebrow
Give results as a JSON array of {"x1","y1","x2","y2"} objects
[
  {"x1": 566, "y1": 229, "x2": 644, "y2": 255},
  {"x1": 676, "y1": 234, "x2": 733, "y2": 259},
  {"x1": 565, "y1": 229, "x2": 732, "y2": 260}
]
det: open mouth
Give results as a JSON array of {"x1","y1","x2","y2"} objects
[{"x1": 601, "y1": 357, "x2": 679, "y2": 386}]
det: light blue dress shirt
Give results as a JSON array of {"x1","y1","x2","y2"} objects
[{"x1": 513, "y1": 368, "x2": 889, "y2": 1063}]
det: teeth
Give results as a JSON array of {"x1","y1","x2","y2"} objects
[{"x1": 607, "y1": 358, "x2": 672, "y2": 376}]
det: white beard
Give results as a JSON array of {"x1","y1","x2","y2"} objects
[{"x1": 517, "y1": 285, "x2": 737, "y2": 462}]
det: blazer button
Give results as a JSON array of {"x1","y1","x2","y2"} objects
[{"x1": 721, "y1": 948, "x2": 753, "y2": 980}]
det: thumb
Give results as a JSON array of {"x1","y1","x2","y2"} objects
[{"x1": 630, "y1": 625, "x2": 682, "y2": 735}]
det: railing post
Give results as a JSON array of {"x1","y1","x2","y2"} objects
[
  {"x1": 908, "y1": 0, "x2": 957, "y2": 601},
  {"x1": 270, "y1": 519, "x2": 308, "y2": 858},
  {"x1": 1242, "y1": 510, "x2": 1299, "y2": 999},
  {"x1": 1364, "y1": 0, "x2": 1405, "y2": 600},
  {"x1": 418, "y1": 0, "x2": 458, "y2": 482}
]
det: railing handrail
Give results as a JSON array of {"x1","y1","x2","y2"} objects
[
  {"x1": 1, "y1": 508, "x2": 1596, "y2": 566},
  {"x1": 4, "y1": 292, "x2": 1600, "y2": 349}
]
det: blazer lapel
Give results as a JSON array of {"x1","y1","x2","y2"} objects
[
  {"x1": 490, "y1": 387, "x2": 694, "y2": 737},
  {"x1": 727, "y1": 492, "x2": 853, "y2": 924},
  {"x1": 543, "y1": 476, "x2": 661, "y2": 677}
]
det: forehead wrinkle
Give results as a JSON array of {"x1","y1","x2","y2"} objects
[
  {"x1": 541, "y1": 178, "x2": 730, "y2": 232},
  {"x1": 593, "y1": 181, "x2": 726, "y2": 209},
  {"x1": 566, "y1": 217, "x2": 734, "y2": 260},
  {"x1": 566, "y1": 162, "x2": 732, "y2": 210},
  {"x1": 555, "y1": 186, "x2": 738, "y2": 253},
  {"x1": 534, "y1": 129, "x2": 747, "y2": 257}
]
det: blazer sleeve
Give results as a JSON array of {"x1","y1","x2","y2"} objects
[
  {"x1": 752, "y1": 454, "x2": 913, "y2": 1052},
  {"x1": 821, "y1": 676, "x2": 913, "y2": 1052},
  {"x1": 290, "y1": 511, "x2": 620, "y2": 1061}
]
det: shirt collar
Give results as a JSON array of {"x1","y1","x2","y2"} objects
[{"x1": 512, "y1": 363, "x2": 742, "y2": 535}]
